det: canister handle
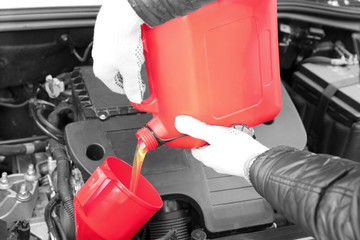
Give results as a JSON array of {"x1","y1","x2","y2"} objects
[{"x1": 131, "y1": 95, "x2": 158, "y2": 113}]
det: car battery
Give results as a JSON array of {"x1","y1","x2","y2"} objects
[{"x1": 290, "y1": 63, "x2": 360, "y2": 161}]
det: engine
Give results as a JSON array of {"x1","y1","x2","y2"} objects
[
  {"x1": 1, "y1": 1, "x2": 360, "y2": 239},
  {"x1": 0, "y1": 66, "x2": 306, "y2": 239}
]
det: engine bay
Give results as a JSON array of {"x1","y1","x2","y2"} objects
[{"x1": 0, "y1": 2, "x2": 359, "y2": 239}]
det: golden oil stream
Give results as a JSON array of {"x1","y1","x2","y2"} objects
[{"x1": 129, "y1": 144, "x2": 148, "y2": 193}]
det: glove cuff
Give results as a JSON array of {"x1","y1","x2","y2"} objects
[
  {"x1": 243, "y1": 154, "x2": 259, "y2": 184},
  {"x1": 243, "y1": 147, "x2": 268, "y2": 184}
]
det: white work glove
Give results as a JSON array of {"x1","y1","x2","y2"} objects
[
  {"x1": 175, "y1": 116, "x2": 268, "y2": 179},
  {"x1": 92, "y1": 0, "x2": 145, "y2": 103}
]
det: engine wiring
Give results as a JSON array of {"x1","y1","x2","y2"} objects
[
  {"x1": 53, "y1": 215, "x2": 69, "y2": 240},
  {"x1": 71, "y1": 41, "x2": 93, "y2": 63},
  {"x1": 0, "y1": 100, "x2": 29, "y2": 108},
  {"x1": 29, "y1": 98, "x2": 64, "y2": 143},
  {"x1": 36, "y1": 107, "x2": 64, "y2": 137},
  {"x1": 44, "y1": 194, "x2": 62, "y2": 240}
]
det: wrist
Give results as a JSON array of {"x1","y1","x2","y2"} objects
[
  {"x1": 243, "y1": 145, "x2": 268, "y2": 183},
  {"x1": 243, "y1": 154, "x2": 259, "y2": 184}
]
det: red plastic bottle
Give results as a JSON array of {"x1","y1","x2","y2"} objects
[{"x1": 133, "y1": 0, "x2": 281, "y2": 151}]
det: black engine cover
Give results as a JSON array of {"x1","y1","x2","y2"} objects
[{"x1": 65, "y1": 66, "x2": 306, "y2": 233}]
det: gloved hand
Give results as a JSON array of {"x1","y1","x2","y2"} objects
[
  {"x1": 92, "y1": 0, "x2": 145, "y2": 104},
  {"x1": 175, "y1": 115, "x2": 268, "y2": 180}
]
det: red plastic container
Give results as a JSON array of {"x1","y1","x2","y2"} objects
[
  {"x1": 74, "y1": 157, "x2": 163, "y2": 240},
  {"x1": 132, "y1": 0, "x2": 282, "y2": 150}
]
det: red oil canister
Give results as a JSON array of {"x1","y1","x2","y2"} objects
[{"x1": 132, "y1": 0, "x2": 281, "y2": 150}]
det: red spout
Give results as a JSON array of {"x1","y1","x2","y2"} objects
[{"x1": 136, "y1": 127, "x2": 159, "y2": 151}]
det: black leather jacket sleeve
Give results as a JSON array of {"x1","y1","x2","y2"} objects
[
  {"x1": 250, "y1": 146, "x2": 360, "y2": 240},
  {"x1": 127, "y1": 0, "x2": 216, "y2": 27}
]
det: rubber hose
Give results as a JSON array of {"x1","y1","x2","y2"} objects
[
  {"x1": 37, "y1": 108, "x2": 63, "y2": 136},
  {"x1": 30, "y1": 101, "x2": 63, "y2": 143},
  {"x1": 49, "y1": 139, "x2": 75, "y2": 222},
  {"x1": 0, "y1": 135, "x2": 48, "y2": 145},
  {"x1": 45, "y1": 194, "x2": 61, "y2": 240},
  {"x1": 156, "y1": 230, "x2": 177, "y2": 240},
  {"x1": 53, "y1": 215, "x2": 69, "y2": 240},
  {"x1": 48, "y1": 102, "x2": 75, "y2": 128},
  {"x1": 62, "y1": 197, "x2": 75, "y2": 222},
  {"x1": 302, "y1": 56, "x2": 332, "y2": 64},
  {"x1": 48, "y1": 103, "x2": 75, "y2": 222},
  {"x1": 0, "y1": 141, "x2": 48, "y2": 156}
]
